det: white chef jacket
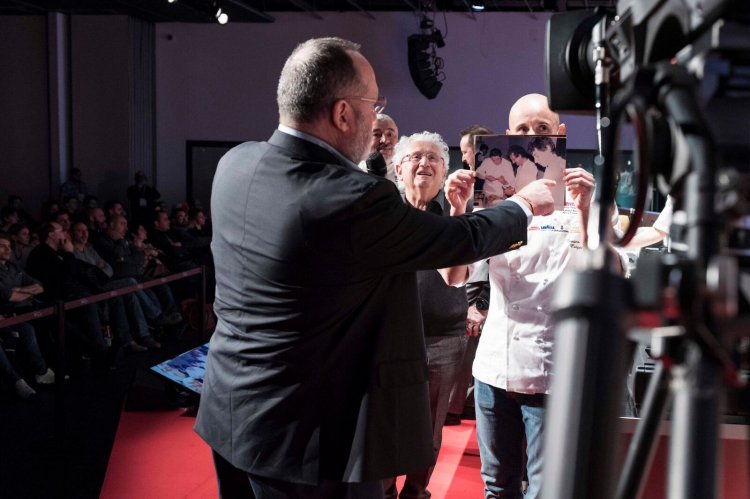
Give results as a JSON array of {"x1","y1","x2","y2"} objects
[{"x1": 466, "y1": 197, "x2": 628, "y2": 394}]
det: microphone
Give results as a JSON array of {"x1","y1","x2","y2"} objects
[{"x1": 366, "y1": 151, "x2": 387, "y2": 178}]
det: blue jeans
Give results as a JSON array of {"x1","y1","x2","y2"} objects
[
  {"x1": 0, "y1": 324, "x2": 47, "y2": 383},
  {"x1": 475, "y1": 380, "x2": 546, "y2": 499},
  {"x1": 383, "y1": 334, "x2": 467, "y2": 499},
  {"x1": 103, "y1": 279, "x2": 150, "y2": 344}
]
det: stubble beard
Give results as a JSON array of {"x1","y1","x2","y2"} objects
[{"x1": 343, "y1": 108, "x2": 372, "y2": 165}]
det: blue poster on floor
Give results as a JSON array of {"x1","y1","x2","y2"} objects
[{"x1": 150, "y1": 343, "x2": 209, "y2": 394}]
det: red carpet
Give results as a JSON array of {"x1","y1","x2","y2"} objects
[{"x1": 101, "y1": 409, "x2": 485, "y2": 498}]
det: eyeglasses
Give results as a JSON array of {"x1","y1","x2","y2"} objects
[
  {"x1": 402, "y1": 153, "x2": 442, "y2": 165},
  {"x1": 342, "y1": 95, "x2": 387, "y2": 114}
]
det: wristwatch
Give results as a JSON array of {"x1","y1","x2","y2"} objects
[{"x1": 475, "y1": 297, "x2": 490, "y2": 311}]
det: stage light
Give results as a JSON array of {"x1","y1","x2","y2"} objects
[
  {"x1": 218, "y1": 12, "x2": 229, "y2": 24},
  {"x1": 407, "y1": 34, "x2": 444, "y2": 100},
  {"x1": 168, "y1": 0, "x2": 177, "y2": 3},
  {"x1": 471, "y1": 1, "x2": 485, "y2": 11}
]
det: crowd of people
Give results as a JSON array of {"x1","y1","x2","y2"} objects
[{"x1": 0, "y1": 171, "x2": 214, "y2": 399}]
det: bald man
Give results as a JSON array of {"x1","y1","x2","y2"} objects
[{"x1": 443, "y1": 94, "x2": 627, "y2": 499}]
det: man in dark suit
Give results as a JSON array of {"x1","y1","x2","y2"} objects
[{"x1": 195, "y1": 37, "x2": 555, "y2": 499}]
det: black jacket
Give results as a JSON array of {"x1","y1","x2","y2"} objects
[{"x1": 194, "y1": 130, "x2": 528, "y2": 485}]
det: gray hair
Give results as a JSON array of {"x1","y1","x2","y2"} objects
[
  {"x1": 277, "y1": 37, "x2": 363, "y2": 125},
  {"x1": 375, "y1": 113, "x2": 395, "y2": 124},
  {"x1": 392, "y1": 131, "x2": 451, "y2": 177}
]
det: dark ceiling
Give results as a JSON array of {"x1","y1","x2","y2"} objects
[{"x1": 0, "y1": 0, "x2": 617, "y2": 23}]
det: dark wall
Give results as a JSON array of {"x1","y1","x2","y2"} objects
[
  {"x1": 0, "y1": 16, "x2": 51, "y2": 214},
  {"x1": 71, "y1": 15, "x2": 131, "y2": 206}
]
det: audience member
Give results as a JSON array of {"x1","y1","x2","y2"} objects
[
  {"x1": 148, "y1": 211, "x2": 202, "y2": 272},
  {"x1": 382, "y1": 131, "x2": 468, "y2": 499},
  {"x1": 127, "y1": 223, "x2": 181, "y2": 320},
  {"x1": 70, "y1": 222, "x2": 161, "y2": 352},
  {"x1": 63, "y1": 195, "x2": 79, "y2": 215},
  {"x1": 52, "y1": 211, "x2": 71, "y2": 233},
  {"x1": 1, "y1": 207, "x2": 19, "y2": 232},
  {"x1": 40, "y1": 201, "x2": 60, "y2": 221},
  {"x1": 8, "y1": 225, "x2": 33, "y2": 270},
  {"x1": 445, "y1": 124, "x2": 496, "y2": 426},
  {"x1": 442, "y1": 94, "x2": 627, "y2": 499},
  {"x1": 83, "y1": 195, "x2": 98, "y2": 210},
  {"x1": 59, "y1": 168, "x2": 88, "y2": 206},
  {"x1": 26, "y1": 222, "x2": 113, "y2": 364},
  {"x1": 7, "y1": 195, "x2": 34, "y2": 226},
  {"x1": 104, "y1": 200, "x2": 126, "y2": 221},
  {"x1": 624, "y1": 195, "x2": 674, "y2": 250},
  {"x1": 0, "y1": 233, "x2": 54, "y2": 398},
  {"x1": 171, "y1": 207, "x2": 189, "y2": 230},
  {"x1": 126, "y1": 171, "x2": 160, "y2": 225},
  {"x1": 358, "y1": 113, "x2": 399, "y2": 185},
  {"x1": 187, "y1": 207, "x2": 210, "y2": 238},
  {"x1": 85, "y1": 207, "x2": 108, "y2": 246}
]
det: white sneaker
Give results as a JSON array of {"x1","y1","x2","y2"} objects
[
  {"x1": 35, "y1": 368, "x2": 55, "y2": 385},
  {"x1": 15, "y1": 379, "x2": 36, "y2": 399}
]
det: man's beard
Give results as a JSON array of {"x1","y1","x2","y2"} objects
[{"x1": 342, "y1": 108, "x2": 371, "y2": 164}]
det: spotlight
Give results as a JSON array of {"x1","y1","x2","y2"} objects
[
  {"x1": 215, "y1": 7, "x2": 221, "y2": 16},
  {"x1": 218, "y1": 12, "x2": 229, "y2": 24},
  {"x1": 471, "y1": 1, "x2": 485, "y2": 11},
  {"x1": 168, "y1": 0, "x2": 177, "y2": 3}
]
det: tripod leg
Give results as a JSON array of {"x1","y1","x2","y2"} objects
[
  {"x1": 667, "y1": 345, "x2": 721, "y2": 499},
  {"x1": 616, "y1": 360, "x2": 671, "y2": 499}
]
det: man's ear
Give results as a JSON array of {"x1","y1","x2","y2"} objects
[
  {"x1": 395, "y1": 161, "x2": 403, "y2": 178},
  {"x1": 331, "y1": 100, "x2": 350, "y2": 133},
  {"x1": 558, "y1": 123, "x2": 566, "y2": 135},
  {"x1": 506, "y1": 129, "x2": 511, "y2": 135}
]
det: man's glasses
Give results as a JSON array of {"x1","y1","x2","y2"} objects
[
  {"x1": 402, "y1": 153, "x2": 442, "y2": 165},
  {"x1": 344, "y1": 96, "x2": 387, "y2": 114}
]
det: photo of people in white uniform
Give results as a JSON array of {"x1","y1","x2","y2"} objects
[{"x1": 474, "y1": 135, "x2": 567, "y2": 210}]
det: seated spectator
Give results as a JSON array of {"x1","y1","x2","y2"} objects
[
  {"x1": 93, "y1": 218, "x2": 180, "y2": 325},
  {"x1": 171, "y1": 207, "x2": 189, "y2": 230},
  {"x1": 187, "y1": 207, "x2": 211, "y2": 238},
  {"x1": 63, "y1": 196, "x2": 79, "y2": 215},
  {"x1": 127, "y1": 171, "x2": 160, "y2": 226},
  {"x1": 0, "y1": 233, "x2": 55, "y2": 398},
  {"x1": 83, "y1": 195, "x2": 98, "y2": 210},
  {"x1": 104, "y1": 200, "x2": 127, "y2": 221},
  {"x1": 26, "y1": 222, "x2": 114, "y2": 367},
  {"x1": 59, "y1": 168, "x2": 88, "y2": 207},
  {"x1": 7, "y1": 195, "x2": 34, "y2": 226},
  {"x1": 1, "y1": 207, "x2": 19, "y2": 232},
  {"x1": 8, "y1": 224, "x2": 33, "y2": 269},
  {"x1": 85, "y1": 207, "x2": 107, "y2": 246},
  {"x1": 70, "y1": 222, "x2": 161, "y2": 352},
  {"x1": 52, "y1": 211, "x2": 71, "y2": 234},
  {"x1": 40, "y1": 200, "x2": 60, "y2": 221}
]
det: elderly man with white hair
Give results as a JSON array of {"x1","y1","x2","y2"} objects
[{"x1": 381, "y1": 131, "x2": 468, "y2": 499}]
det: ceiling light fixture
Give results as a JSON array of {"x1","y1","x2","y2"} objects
[
  {"x1": 471, "y1": 1, "x2": 485, "y2": 11},
  {"x1": 218, "y1": 12, "x2": 229, "y2": 24}
]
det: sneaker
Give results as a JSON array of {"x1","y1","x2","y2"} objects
[
  {"x1": 444, "y1": 412, "x2": 462, "y2": 426},
  {"x1": 15, "y1": 379, "x2": 36, "y2": 399},
  {"x1": 138, "y1": 337, "x2": 161, "y2": 350},
  {"x1": 35, "y1": 368, "x2": 55, "y2": 385},
  {"x1": 127, "y1": 342, "x2": 148, "y2": 353}
]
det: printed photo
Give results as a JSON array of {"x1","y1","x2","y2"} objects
[
  {"x1": 473, "y1": 135, "x2": 567, "y2": 210},
  {"x1": 151, "y1": 343, "x2": 209, "y2": 394}
]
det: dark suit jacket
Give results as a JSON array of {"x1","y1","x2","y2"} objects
[{"x1": 194, "y1": 130, "x2": 528, "y2": 485}]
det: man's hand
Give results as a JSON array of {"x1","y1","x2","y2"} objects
[
  {"x1": 61, "y1": 236, "x2": 74, "y2": 253},
  {"x1": 485, "y1": 175, "x2": 498, "y2": 182},
  {"x1": 445, "y1": 169, "x2": 475, "y2": 213},
  {"x1": 97, "y1": 262, "x2": 106, "y2": 270},
  {"x1": 465, "y1": 304, "x2": 488, "y2": 337},
  {"x1": 564, "y1": 168, "x2": 595, "y2": 211},
  {"x1": 513, "y1": 179, "x2": 556, "y2": 216},
  {"x1": 502, "y1": 185, "x2": 516, "y2": 197},
  {"x1": 498, "y1": 175, "x2": 508, "y2": 184},
  {"x1": 172, "y1": 242, "x2": 182, "y2": 247},
  {"x1": 22, "y1": 284, "x2": 43, "y2": 295}
]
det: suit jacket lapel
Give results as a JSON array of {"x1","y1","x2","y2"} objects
[{"x1": 268, "y1": 130, "x2": 345, "y2": 167}]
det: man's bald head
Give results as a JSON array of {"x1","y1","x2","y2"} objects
[{"x1": 507, "y1": 93, "x2": 565, "y2": 136}]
